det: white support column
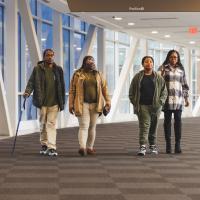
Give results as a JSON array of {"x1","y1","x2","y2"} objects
[
  {"x1": 107, "y1": 37, "x2": 139, "y2": 122},
  {"x1": 53, "y1": 11, "x2": 63, "y2": 66},
  {"x1": 0, "y1": 71, "x2": 12, "y2": 136},
  {"x1": 192, "y1": 96, "x2": 200, "y2": 116},
  {"x1": 97, "y1": 27, "x2": 106, "y2": 123},
  {"x1": 18, "y1": 0, "x2": 41, "y2": 64},
  {"x1": 4, "y1": 0, "x2": 18, "y2": 136},
  {"x1": 183, "y1": 48, "x2": 192, "y2": 116},
  {"x1": 97, "y1": 27, "x2": 105, "y2": 74},
  {"x1": 53, "y1": 10, "x2": 65, "y2": 128}
]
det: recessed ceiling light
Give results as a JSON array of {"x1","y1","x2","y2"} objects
[
  {"x1": 189, "y1": 41, "x2": 196, "y2": 44},
  {"x1": 164, "y1": 34, "x2": 171, "y2": 38},
  {"x1": 151, "y1": 31, "x2": 158, "y2": 34},
  {"x1": 112, "y1": 16, "x2": 122, "y2": 21},
  {"x1": 128, "y1": 22, "x2": 135, "y2": 26}
]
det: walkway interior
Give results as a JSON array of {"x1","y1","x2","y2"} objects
[{"x1": 0, "y1": 118, "x2": 200, "y2": 200}]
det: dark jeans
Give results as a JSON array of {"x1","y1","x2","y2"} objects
[{"x1": 164, "y1": 110, "x2": 182, "y2": 152}]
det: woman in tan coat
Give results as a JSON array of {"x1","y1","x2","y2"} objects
[{"x1": 69, "y1": 55, "x2": 111, "y2": 156}]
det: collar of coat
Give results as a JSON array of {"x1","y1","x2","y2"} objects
[{"x1": 37, "y1": 61, "x2": 58, "y2": 70}]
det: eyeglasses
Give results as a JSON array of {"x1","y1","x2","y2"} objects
[{"x1": 169, "y1": 56, "x2": 178, "y2": 59}]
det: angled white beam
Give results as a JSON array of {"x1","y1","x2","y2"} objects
[
  {"x1": 0, "y1": 71, "x2": 12, "y2": 136},
  {"x1": 53, "y1": 11, "x2": 63, "y2": 66},
  {"x1": 18, "y1": 0, "x2": 42, "y2": 64},
  {"x1": 76, "y1": 24, "x2": 96, "y2": 68},
  {"x1": 4, "y1": 0, "x2": 18, "y2": 136},
  {"x1": 97, "y1": 27, "x2": 105, "y2": 74},
  {"x1": 107, "y1": 37, "x2": 139, "y2": 122},
  {"x1": 53, "y1": 11, "x2": 65, "y2": 128},
  {"x1": 192, "y1": 96, "x2": 200, "y2": 116}
]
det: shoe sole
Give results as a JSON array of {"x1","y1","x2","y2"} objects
[
  {"x1": 137, "y1": 152, "x2": 145, "y2": 156},
  {"x1": 40, "y1": 151, "x2": 47, "y2": 155}
]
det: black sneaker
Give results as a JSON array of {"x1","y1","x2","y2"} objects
[
  {"x1": 40, "y1": 145, "x2": 48, "y2": 155},
  {"x1": 149, "y1": 145, "x2": 158, "y2": 155},
  {"x1": 47, "y1": 149, "x2": 58, "y2": 157}
]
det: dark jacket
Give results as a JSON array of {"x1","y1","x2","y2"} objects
[
  {"x1": 25, "y1": 61, "x2": 65, "y2": 111},
  {"x1": 129, "y1": 70, "x2": 168, "y2": 114}
]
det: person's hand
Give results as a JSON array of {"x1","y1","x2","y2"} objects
[
  {"x1": 104, "y1": 103, "x2": 111, "y2": 112},
  {"x1": 69, "y1": 107, "x2": 74, "y2": 115},
  {"x1": 185, "y1": 98, "x2": 189, "y2": 107},
  {"x1": 23, "y1": 92, "x2": 29, "y2": 98}
]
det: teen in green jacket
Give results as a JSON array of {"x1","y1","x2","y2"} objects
[{"x1": 129, "y1": 56, "x2": 167, "y2": 156}]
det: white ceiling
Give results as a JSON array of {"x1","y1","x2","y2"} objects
[
  {"x1": 75, "y1": 12, "x2": 200, "y2": 47},
  {"x1": 41, "y1": 1, "x2": 200, "y2": 48}
]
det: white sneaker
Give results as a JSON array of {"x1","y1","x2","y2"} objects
[
  {"x1": 137, "y1": 145, "x2": 146, "y2": 156},
  {"x1": 47, "y1": 149, "x2": 58, "y2": 157},
  {"x1": 149, "y1": 145, "x2": 158, "y2": 155}
]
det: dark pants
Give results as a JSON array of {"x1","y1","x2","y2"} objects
[
  {"x1": 164, "y1": 110, "x2": 182, "y2": 153},
  {"x1": 138, "y1": 105, "x2": 161, "y2": 146}
]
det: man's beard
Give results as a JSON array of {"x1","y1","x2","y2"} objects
[{"x1": 45, "y1": 59, "x2": 54, "y2": 64}]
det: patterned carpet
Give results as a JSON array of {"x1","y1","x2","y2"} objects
[{"x1": 0, "y1": 117, "x2": 200, "y2": 200}]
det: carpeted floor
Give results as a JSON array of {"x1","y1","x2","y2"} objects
[{"x1": 0, "y1": 118, "x2": 200, "y2": 200}]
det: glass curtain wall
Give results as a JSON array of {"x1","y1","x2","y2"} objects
[
  {"x1": 0, "y1": 1, "x2": 4, "y2": 79},
  {"x1": 191, "y1": 49, "x2": 198, "y2": 109},
  {"x1": 18, "y1": 1, "x2": 89, "y2": 121}
]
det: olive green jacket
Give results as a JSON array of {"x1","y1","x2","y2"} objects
[
  {"x1": 129, "y1": 70, "x2": 167, "y2": 114},
  {"x1": 25, "y1": 61, "x2": 65, "y2": 110}
]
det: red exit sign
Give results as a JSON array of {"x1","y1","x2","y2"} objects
[{"x1": 189, "y1": 27, "x2": 198, "y2": 34}]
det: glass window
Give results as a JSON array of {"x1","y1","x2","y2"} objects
[
  {"x1": 63, "y1": 29, "x2": 70, "y2": 92},
  {"x1": 62, "y1": 14, "x2": 70, "y2": 27},
  {"x1": 148, "y1": 40, "x2": 160, "y2": 49},
  {"x1": 18, "y1": 14, "x2": 37, "y2": 120},
  {"x1": 40, "y1": 3, "x2": 53, "y2": 21},
  {"x1": 118, "y1": 32, "x2": 130, "y2": 44},
  {"x1": 0, "y1": 6, "x2": 4, "y2": 78},
  {"x1": 105, "y1": 41, "x2": 115, "y2": 94},
  {"x1": 118, "y1": 78, "x2": 130, "y2": 114},
  {"x1": 74, "y1": 33, "x2": 84, "y2": 68},
  {"x1": 105, "y1": 29, "x2": 114, "y2": 41},
  {"x1": 41, "y1": 23, "x2": 53, "y2": 51},
  {"x1": 118, "y1": 44, "x2": 129, "y2": 75},
  {"x1": 29, "y1": 0, "x2": 37, "y2": 16},
  {"x1": 19, "y1": 95, "x2": 37, "y2": 120},
  {"x1": 74, "y1": 18, "x2": 85, "y2": 31},
  {"x1": 133, "y1": 49, "x2": 142, "y2": 73}
]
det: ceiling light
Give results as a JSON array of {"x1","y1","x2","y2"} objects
[
  {"x1": 164, "y1": 34, "x2": 171, "y2": 38},
  {"x1": 41, "y1": 38, "x2": 46, "y2": 41},
  {"x1": 151, "y1": 31, "x2": 158, "y2": 34},
  {"x1": 128, "y1": 22, "x2": 135, "y2": 26},
  {"x1": 189, "y1": 41, "x2": 196, "y2": 44},
  {"x1": 112, "y1": 16, "x2": 122, "y2": 21}
]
